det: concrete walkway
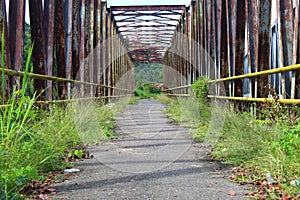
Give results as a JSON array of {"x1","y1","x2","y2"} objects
[{"x1": 51, "y1": 99, "x2": 247, "y2": 200}]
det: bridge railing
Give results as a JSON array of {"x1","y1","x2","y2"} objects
[
  {"x1": 164, "y1": 63, "x2": 300, "y2": 104},
  {"x1": 0, "y1": 1, "x2": 135, "y2": 105},
  {"x1": 0, "y1": 67, "x2": 134, "y2": 107},
  {"x1": 163, "y1": 0, "x2": 300, "y2": 104}
]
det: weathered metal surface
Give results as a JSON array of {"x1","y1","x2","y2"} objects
[
  {"x1": 248, "y1": 0, "x2": 260, "y2": 98},
  {"x1": 44, "y1": 0, "x2": 55, "y2": 100},
  {"x1": 1, "y1": 0, "x2": 300, "y2": 104},
  {"x1": 214, "y1": 0, "x2": 222, "y2": 81},
  {"x1": 234, "y1": 0, "x2": 245, "y2": 97},
  {"x1": 54, "y1": 0, "x2": 66, "y2": 99},
  {"x1": 9, "y1": 0, "x2": 24, "y2": 91},
  {"x1": 111, "y1": 5, "x2": 185, "y2": 62},
  {"x1": 101, "y1": 1, "x2": 107, "y2": 96},
  {"x1": 294, "y1": 0, "x2": 300, "y2": 98},
  {"x1": 112, "y1": 5, "x2": 186, "y2": 12},
  {"x1": 88, "y1": 0, "x2": 94, "y2": 97},
  {"x1": 280, "y1": 0, "x2": 293, "y2": 98},
  {"x1": 95, "y1": 0, "x2": 101, "y2": 97},
  {"x1": 29, "y1": 0, "x2": 46, "y2": 99},
  {"x1": 65, "y1": 1, "x2": 73, "y2": 99},
  {"x1": 258, "y1": 0, "x2": 271, "y2": 98},
  {"x1": 72, "y1": 0, "x2": 80, "y2": 80},
  {"x1": 226, "y1": 0, "x2": 237, "y2": 97},
  {"x1": 1, "y1": 0, "x2": 10, "y2": 76},
  {"x1": 79, "y1": 0, "x2": 85, "y2": 97},
  {"x1": 291, "y1": 0, "x2": 299, "y2": 99}
]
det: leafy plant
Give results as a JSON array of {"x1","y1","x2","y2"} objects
[
  {"x1": 280, "y1": 125, "x2": 300, "y2": 157},
  {"x1": 134, "y1": 84, "x2": 162, "y2": 98},
  {"x1": 191, "y1": 77, "x2": 210, "y2": 102},
  {"x1": 163, "y1": 94, "x2": 300, "y2": 198}
]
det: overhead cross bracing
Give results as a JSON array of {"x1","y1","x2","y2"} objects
[{"x1": 111, "y1": 5, "x2": 186, "y2": 63}]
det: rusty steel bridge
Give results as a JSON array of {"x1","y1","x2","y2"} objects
[{"x1": 0, "y1": 0, "x2": 300, "y2": 104}]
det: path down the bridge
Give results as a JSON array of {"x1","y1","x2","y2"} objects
[{"x1": 52, "y1": 99, "x2": 247, "y2": 200}]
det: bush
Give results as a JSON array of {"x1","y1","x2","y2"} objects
[
  {"x1": 191, "y1": 77, "x2": 210, "y2": 102},
  {"x1": 134, "y1": 84, "x2": 162, "y2": 98}
]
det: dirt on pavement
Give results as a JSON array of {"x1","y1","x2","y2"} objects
[{"x1": 51, "y1": 99, "x2": 248, "y2": 200}]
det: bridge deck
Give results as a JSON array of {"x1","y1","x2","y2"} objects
[{"x1": 51, "y1": 99, "x2": 246, "y2": 199}]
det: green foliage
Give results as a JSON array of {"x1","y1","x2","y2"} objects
[
  {"x1": 134, "y1": 63, "x2": 163, "y2": 88},
  {"x1": 163, "y1": 95, "x2": 300, "y2": 198},
  {"x1": 134, "y1": 84, "x2": 161, "y2": 98},
  {"x1": 191, "y1": 77, "x2": 210, "y2": 102},
  {"x1": 280, "y1": 125, "x2": 300, "y2": 157},
  {"x1": 156, "y1": 94, "x2": 172, "y2": 105},
  {"x1": 0, "y1": 39, "x2": 120, "y2": 199},
  {"x1": 128, "y1": 97, "x2": 140, "y2": 105}
]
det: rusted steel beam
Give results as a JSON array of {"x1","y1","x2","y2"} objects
[
  {"x1": 111, "y1": 22, "x2": 115, "y2": 95},
  {"x1": 111, "y1": 5, "x2": 186, "y2": 12},
  {"x1": 118, "y1": 25, "x2": 177, "y2": 29},
  {"x1": 225, "y1": 0, "x2": 237, "y2": 97},
  {"x1": 294, "y1": 1, "x2": 300, "y2": 98},
  {"x1": 101, "y1": 1, "x2": 107, "y2": 96},
  {"x1": 0, "y1": 0, "x2": 10, "y2": 101},
  {"x1": 112, "y1": 12, "x2": 183, "y2": 17},
  {"x1": 220, "y1": 0, "x2": 228, "y2": 81},
  {"x1": 65, "y1": 1, "x2": 73, "y2": 99},
  {"x1": 54, "y1": 0, "x2": 66, "y2": 100},
  {"x1": 257, "y1": 0, "x2": 271, "y2": 98},
  {"x1": 88, "y1": 0, "x2": 94, "y2": 97},
  {"x1": 95, "y1": 0, "x2": 101, "y2": 97},
  {"x1": 79, "y1": 0, "x2": 85, "y2": 97},
  {"x1": 1, "y1": 0, "x2": 10, "y2": 78},
  {"x1": 116, "y1": 15, "x2": 181, "y2": 22},
  {"x1": 29, "y1": 0, "x2": 46, "y2": 99},
  {"x1": 9, "y1": 0, "x2": 25, "y2": 91},
  {"x1": 107, "y1": 10, "x2": 112, "y2": 96},
  {"x1": 200, "y1": 0, "x2": 205, "y2": 77},
  {"x1": 44, "y1": 0, "x2": 55, "y2": 101},
  {"x1": 72, "y1": 0, "x2": 80, "y2": 81},
  {"x1": 204, "y1": 0, "x2": 210, "y2": 77},
  {"x1": 280, "y1": 1, "x2": 294, "y2": 98},
  {"x1": 214, "y1": 0, "x2": 222, "y2": 82},
  {"x1": 0, "y1": 0, "x2": 3, "y2": 52},
  {"x1": 248, "y1": 0, "x2": 260, "y2": 98},
  {"x1": 234, "y1": 0, "x2": 245, "y2": 97}
]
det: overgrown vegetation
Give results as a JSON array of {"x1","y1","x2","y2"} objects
[
  {"x1": 158, "y1": 77, "x2": 300, "y2": 199},
  {"x1": 0, "y1": 43, "x2": 121, "y2": 199},
  {"x1": 134, "y1": 63, "x2": 163, "y2": 89},
  {"x1": 134, "y1": 84, "x2": 162, "y2": 98}
]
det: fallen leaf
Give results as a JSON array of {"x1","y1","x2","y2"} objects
[
  {"x1": 228, "y1": 190, "x2": 236, "y2": 196},
  {"x1": 282, "y1": 193, "x2": 292, "y2": 200},
  {"x1": 39, "y1": 194, "x2": 48, "y2": 200}
]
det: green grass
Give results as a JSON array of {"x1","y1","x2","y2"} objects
[
  {"x1": 0, "y1": 41, "x2": 126, "y2": 199},
  {"x1": 159, "y1": 79, "x2": 300, "y2": 198}
]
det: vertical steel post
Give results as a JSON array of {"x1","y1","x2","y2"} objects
[
  {"x1": 65, "y1": 1, "x2": 73, "y2": 99},
  {"x1": 44, "y1": 0, "x2": 55, "y2": 100},
  {"x1": 55, "y1": 0, "x2": 66, "y2": 100},
  {"x1": 79, "y1": 0, "x2": 85, "y2": 97},
  {"x1": 107, "y1": 10, "x2": 111, "y2": 96},
  {"x1": 29, "y1": 0, "x2": 45, "y2": 99},
  {"x1": 88, "y1": 0, "x2": 94, "y2": 97},
  {"x1": 101, "y1": 2, "x2": 107, "y2": 96},
  {"x1": 258, "y1": 0, "x2": 271, "y2": 98},
  {"x1": 95, "y1": 0, "x2": 101, "y2": 97},
  {"x1": 9, "y1": 0, "x2": 25, "y2": 91},
  {"x1": 72, "y1": 0, "x2": 80, "y2": 81}
]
